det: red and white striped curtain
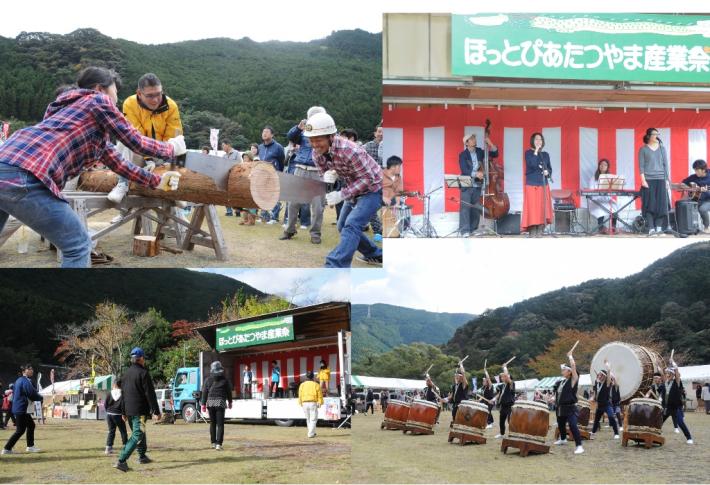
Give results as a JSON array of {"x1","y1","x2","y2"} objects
[
  {"x1": 232, "y1": 346, "x2": 340, "y2": 396},
  {"x1": 383, "y1": 106, "x2": 710, "y2": 214}
]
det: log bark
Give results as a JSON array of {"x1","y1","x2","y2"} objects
[
  {"x1": 133, "y1": 235, "x2": 159, "y2": 257},
  {"x1": 77, "y1": 162, "x2": 279, "y2": 209}
]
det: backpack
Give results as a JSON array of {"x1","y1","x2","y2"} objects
[{"x1": 1, "y1": 394, "x2": 9, "y2": 410}]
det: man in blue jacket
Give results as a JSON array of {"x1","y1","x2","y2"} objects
[
  {"x1": 258, "y1": 126, "x2": 285, "y2": 223},
  {"x1": 280, "y1": 107, "x2": 327, "y2": 244},
  {"x1": 2, "y1": 364, "x2": 43, "y2": 454},
  {"x1": 458, "y1": 132, "x2": 498, "y2": 237}
]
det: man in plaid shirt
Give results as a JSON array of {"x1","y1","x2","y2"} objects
[
  {"x1": 305, "y1": 112, "x2": 383, "y2": 267},
  {"x1": 0, "y1": 67, "x2": 185, "y2": 267}
]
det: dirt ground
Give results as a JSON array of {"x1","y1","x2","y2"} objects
[
  {"x1": 352, "y1": 408, "x2": 709, "y2": 483},
  {"x1": 0, "y1": 418, "x2": 351, "y2": 483},
  {"x1": 0, "y1": 204, "x2": 381, "y2": 268}
]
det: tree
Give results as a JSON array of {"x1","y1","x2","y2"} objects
[
  {"x1": 209, "y1": 293, "x2": 292, "y2": 323},
  {"x1": 528, "y1": 326, "x2": 659, "y2": 377}
]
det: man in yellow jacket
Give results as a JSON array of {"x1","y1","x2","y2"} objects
[
  {"x1": 108, "y1": 73, "x2": 183, "y2": 203},
  {"x1": 298, "y1": 371, "x2": 323, "y2": 438}
]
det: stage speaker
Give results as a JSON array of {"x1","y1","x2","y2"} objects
[
  {"x1": 496, "y1": 212, "x2": 521, "y2": 235},
  {"x1": 554, "y1": 210, "x2": 572, "y2": 233},
  {"x1": 674, "y1": 200, "x2": 700, "y2": 235}
]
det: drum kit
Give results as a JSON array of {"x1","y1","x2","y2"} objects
[{"x1": 382, "y1": 190, "x2": 439, "y2": 238}]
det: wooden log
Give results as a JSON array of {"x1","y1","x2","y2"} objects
[
  {"x1": 133, "y1": 235, "x2": 159, "y2": 257},
  {"x1": 77, "y1": 162, "x2": 279, "y2": 210}
]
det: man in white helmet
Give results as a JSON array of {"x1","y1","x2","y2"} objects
[
  {"x1": 304, "y1": 112, "x2": 383, "y2": 267},
  {"x1": 280, "y1": 106, "x2": 327, "y2": 244}
]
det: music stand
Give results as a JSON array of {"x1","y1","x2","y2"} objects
[{"x1": 445, "y1": 175, "x2": 473, "y2": 189}]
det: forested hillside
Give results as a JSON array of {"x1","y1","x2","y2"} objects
[{"x1": 0, "y1": 28, "x2": 381, "y2": 148}]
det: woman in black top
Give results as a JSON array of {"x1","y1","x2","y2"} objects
[
  {"x1": 551, "y1": 352, "x2": 584, "y2": 454},
  {"x1": 481, "y1": 376, "x2": 496, "y2": 427},
  {"x1": 200, "y1": 361, "x2": 233, "y2": 450},
  {"x1": 610, "y1": 376, "x2": 622, "y2": 431},
  {"x1": 663, "y1": 365, "x2": 693, "y2": 444}
]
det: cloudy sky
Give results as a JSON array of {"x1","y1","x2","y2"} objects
[
  {"x1": 196, "y1": 268, "x2": 352, "y2": 306},
  {"x1": 1, "y1": 1, "x2": 697, "y2": 44},
  {"x1": 351, "y1": 239, "x2": 701, "y2": 314}
]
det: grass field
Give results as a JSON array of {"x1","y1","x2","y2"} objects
[
  {"x1": 0, "y1": 418, "x2": 351, "y2": 483},
  {"x1": 0, "y1": 205, "x2": 380, "y2": 268},
  {"x1": 352, "y1": 409, "x2": 708, "y2": 483}
]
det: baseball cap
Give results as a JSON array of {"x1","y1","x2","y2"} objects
[{"x1": 130, "y1": 347, "x2": 145, "y2": 358}]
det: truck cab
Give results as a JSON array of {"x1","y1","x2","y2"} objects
[{"x1": 171, "y1": 367, "x2": 201, "y2": 423}]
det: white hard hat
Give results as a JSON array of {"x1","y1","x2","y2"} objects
[
  {"x1": 307, "y1": 106, "x2": 326, "y2": 118},
  {"x1": 304, "y1": 112, "x2": 337, "y2": 137}
]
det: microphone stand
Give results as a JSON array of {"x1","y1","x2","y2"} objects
[{"x1": 539, "y1": 154, "x2": 557, "y2": 238}]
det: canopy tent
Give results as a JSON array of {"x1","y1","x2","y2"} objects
[
  {"x1": 677, "y1": 365, "x2": 710, "y2": 383},
  {"x1": 352, "y1": 375, "x2": 425, "y2": 391},
  {"x1": 39, "y1": 379, "x2": 81, "y2": 396},
  {"x1": 94, "y1": 375, "x2": 113, "y2": 391},
  {"x1": 535, "y1": 376, "x2": 563, "y2": 390},
  {"x1": 513, "y1": 378, "x2": 540, "y2": 392}
]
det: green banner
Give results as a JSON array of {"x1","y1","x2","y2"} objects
[
  {"x1": 216, "y1": 315, "x2": 294, "y2": 351},
  {"x1": 451, "y1": 13, "x2": 710, "y2": 83}
]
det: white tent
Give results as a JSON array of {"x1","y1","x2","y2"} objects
[
  {"x1": 39, "y1": 379, "x2": 81, "y2": 396},
  {"x1": 352, "y1": 375, "x2": 425, "y2": 390}
]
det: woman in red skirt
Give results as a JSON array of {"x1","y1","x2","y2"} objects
[{"x1": 522, "y1": 132, "x2": 553, "y2": 236}]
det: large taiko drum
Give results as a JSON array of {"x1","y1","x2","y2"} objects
[
  {"x1": 591, "y1": 342, "x2": 665, "y2": 401},
  {"x1": 405, "y1": 399, "x2": 439, "y2": 435},
  {"x1": 449, "y1": 400, "x2": 489, "y2": 444},
  {"x1": 508, "y1": 400, "x2": 550, "y2": 446},
  {"x1": 381, "y1": 399, "x2": 410, "y2": 431},
  {"x1": 626, "y1": 398, "x2": 663, "y2": 437}
]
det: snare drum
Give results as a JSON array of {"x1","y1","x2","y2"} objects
[
  {"x1": 591, "y1": 342, "x2": 665, "y2": 401},
  {"x1": 449, "y1": 400, "x2": 489, "y2": 444},
  {"x1": 508, "y1": 400, "x2": 550, "y2": 446},
  {"x1": 626, "y1": 398, "x2": 663, "y2": 437},
  {"x1": 381, "y1": 399, "x2": 410, "y2": 431},
  {"x1": 405, "y1": 399, "x2": 439, "y2": 435}
]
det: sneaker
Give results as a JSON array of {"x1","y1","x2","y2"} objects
[
  {"x1": 307, "y1": 434, "x2": 315, "y2": 438},
  {"x1": 113, "y1": 461, "x2": 129, "y2": 472},
  {"x1": 311, "y1": 235, "x2": 321, "y2": 244},
  {"x1": 225, "y1": 212, "x2": 233, "y2": 216},
  {"x1": 613, "y1": 434, "x2": 620, "y2": 440},
  {"x1": 1, "y1": 449, "x2": 13, "y2": 455},
  {"x1": 110, "y1": 214, "x2": 123, "y2": 224},
  {"x1": 138, "y1": 455, "x2": 152, "y2": 464},
  {"x1": 485, "y1": 424, "x2": 493, "y2": 429},
  {"x1": 26, "y1": 446, "x2": 41, "y2": 453},
  {"x1": 105, "y1": 446, "x2": 113, "y2": 455},
  {"x1": 282, "y1": 223, "x2": 288, "y2": 229},
  {"x1": 266, "y1": 220, "x2": 278, "y2": 225},
  {"x1": 674, "y1": 428, "x2": 680, "y2": 434},
  {"x1": 356, "y1": 254, "x2": 383, "y2": 266},
  {"x1": 300, "y1": 225, "x2": 308, "y2": 230},
  {"x1": 279, "y1": 232, "x2": 295, "y2": 240},
  {"x1": 648, "y1": 228, "x2": 657, "y2": 236},
  {"x1": 553, "y1": 439, "x2": 567, "y2": 445},
  {"x1": 107, "y1": 183, "x2": 129, "y2": 203},
  {"x1": 373, "y1": 233, "x2": 383, "y2": 242},
  {"x1": 215, "y1": 444, "x2": 223, "y2": 451},
  {"x1": 494, "y1": 434, "x2": 503, "y2": 439},
  {"x1": 687, "y1": 439, "x2": 694, "y2": 444},
  {"x1": 574, "y1": 446, "x2": 585, "y2": 454},
  {"x1": 211, "y1": 443, "x2": 217, "y2": 449},
  {"x1": 461, "y1": 232, "x2": 470, "y2": 238}
]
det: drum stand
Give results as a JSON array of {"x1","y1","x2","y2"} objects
[
  {"x1": 448, "y1": 428, "x2": 486, "y2": 445},
  {"x1": 621, "y1": 413, "x2": 664, "y2": 448},
  {"x1": 501, "y1": 437, "x2": 550, "y2": 457}
]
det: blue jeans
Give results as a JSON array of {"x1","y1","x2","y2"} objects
[
  {"x1": 261, "y1": 202, "x2": 282, "y2": 222},
  {"x1": 326, "y1": 191, "x2": 382, "y2": 268},
  {"x1": 591, "y1": 403, "x2": 619, "y2": 434},
  {"x1": 0, "y1": 163, "x2": 91, "y2": 267},
  {"x1": 557, "y1": 410, "x2": 582, "y2": 446}
]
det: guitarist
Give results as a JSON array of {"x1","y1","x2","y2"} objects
[{"x1": 680, "y1": 159, "x2": 710, "y2": 233}]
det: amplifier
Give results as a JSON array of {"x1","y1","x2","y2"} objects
[{"x1": 496, "y1": 212, "x2": 521, "y2": 235}]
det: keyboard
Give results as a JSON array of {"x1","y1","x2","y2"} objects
[{"x1": 579, "y1": 189, "x2": 640, "y2": 197}]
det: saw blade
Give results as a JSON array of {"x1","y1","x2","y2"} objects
[
  {"x1": 277, "y1": 171, "x2": 327, "y2": 203},
  {"x1": 184, "y1": 151, "x2": 237, "y2": 191}
]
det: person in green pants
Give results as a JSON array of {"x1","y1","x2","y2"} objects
[{"x1": 114, "y1": 347, "x2": 161, "y2": 472}]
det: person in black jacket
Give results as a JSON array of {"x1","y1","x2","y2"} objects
[
  {"x1": 365, "y1": 389, "x2": 375, "y2": 415},
  {"x1": 200, "y1": 361, "x2": 233, "y2": 450},
  {"x1": 458, "y1": 132, "x2": 499, "y2": 236},
  {"x1": 2, "y1": 364, "x2": 43, "y2": 454},
  {"x1": 590, "y1": 362, "x2": 620, "y2": 440},
  {"x1": 447, "y1": 364, "x2": 468, "y2": 423},
  {"x1": 551, "y1": 352, "x2": 584, "y2": 454},
  {"x1": 495, "y1": 364, "x2": 515, "y2": 438},
  {"x1": 480, "y1": 376, "x2": 496, "y2": 428},
  {"x1": 113, "y1": 347, "x2": 161, "y2": 473},
  {"x1": 663, "y1": 364, "x2": 693, "y2": 444},
  {"x1": 104, "y1": 377, "x2": 127, "y2": 455}
]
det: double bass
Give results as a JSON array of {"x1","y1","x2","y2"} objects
[{"x1": 480, "y1": 119, "x2": 510, "y2": 220}]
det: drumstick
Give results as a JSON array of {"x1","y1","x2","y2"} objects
[
  {"x1": 569, "y1": 340, "x2": 579, "y2": 355},
  {"x1": 503, "y1": 356, "x2": 516, "y2": 367},
  {"x1": 458, "y1": 355, "x2": 469, "y2": 367},
  {"x1": 474, "y1": 394, "x2": 493, "y2": 405},
  {"x1": 669, "y1": 349, "x2": 675, "y2": 365}
]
